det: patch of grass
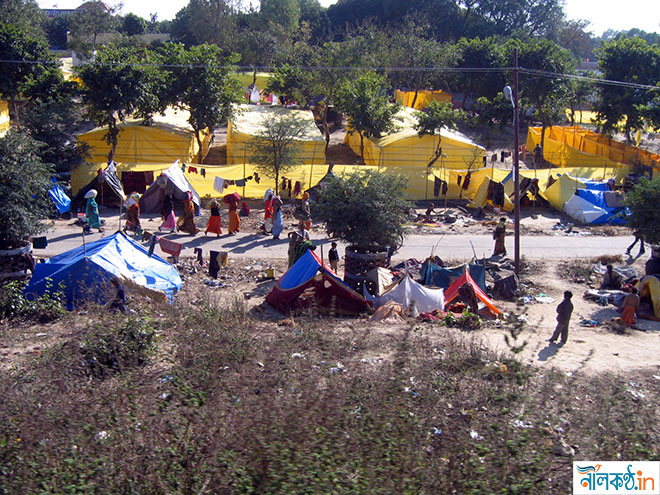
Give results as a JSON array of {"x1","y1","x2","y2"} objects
[
  {"x1": 592, "y1": 254, "x2": 623, "y2": 265},
  {"x1": 0, "y1": 298, "x2": 658, "y2": 494},
  {"x1": 558, "y1": 258, "x2": 593, "y2": 282}
]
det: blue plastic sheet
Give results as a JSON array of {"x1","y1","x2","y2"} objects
[{"x1": 48, "y1": 180, "x2": 71, "y2": 214}]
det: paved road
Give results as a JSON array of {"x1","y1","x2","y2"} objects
[{"x1": 39, "y1": 222, "x2": 638, "y2": 261}]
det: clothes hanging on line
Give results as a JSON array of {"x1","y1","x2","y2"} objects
[
  {"x1": 293, "y1": 181, "x2": 302, "y2": 197},
  {"x1": 462, "y1": 172, "x2": 471, "y2": 190},
  {"x1": 213, "y1": 177, "x2": 225, "y2": 194}
]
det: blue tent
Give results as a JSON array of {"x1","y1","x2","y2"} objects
[
  {"x1": 574, "y1": 189, "x2": 627, "y2": 225},
  {"x1": 421, "y1": 260, "x2": 487, "y2": 292},
  {"x1": 24, "y1": 232, "x2": 182, "y2": 309}
]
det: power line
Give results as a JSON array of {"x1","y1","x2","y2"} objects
[{"x1": 2, "y1": 58, "x2": 660, "y2": 91}]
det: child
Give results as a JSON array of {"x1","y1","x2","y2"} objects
[
  {"x1": 328, "y1": 242, "x2": 339, "y2": 273},
  {"x1": 548, "y1": 291, "x2": 573, "y2": 344},
  {"x1": 425, "y1": 203, "x2": 435, "y2": 222}
]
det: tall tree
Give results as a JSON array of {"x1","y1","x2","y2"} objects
[
  {"x1": 121, "y1": 13, "x2": 148, "y2": 36},
  {"x1": 566, "y1": 71, "x2": 599, "y2": 125},
  {"x1": 261, "y1": 0, "x2": 301, "y2": 38},
  {"x1": 76, "y1": 44, "x2": 161, "y2": 162},
  {"x1": 511, "y1": 38, "x2": 576, "y2": 151},
  {"x1": 171, "y1": 0, "x2": 239, "y2": 49},
  {"x1": 68, "y1": 1, "x2": 118, "y2": 53},
  {"x1": 453, "y1": 36, "x2": 506, "y2": 106},
  {"x1": 160, "y1": 43, "x2": 243, "y2": 163},
  {"x1": 414, "y1": 101, "x2": 467, "y2": 169},
  {"x1": 596, "y1": 37, "x2": 660, "y2": 140},
  {"x1": 625, "y1": 177, "x2": 660, "y2": 246},
  {"x1": 0, "y1": 24, "x2": 54, "y2": 126},
  {"x1": 248, "y1": 113, "x2": 308, "y2": 195},
  {"x1": 0, "y1": 0, "x2": 47, "y2": 41},
  {"x1": 334, "y1": 71, "x2": 400, "y2": 161}
]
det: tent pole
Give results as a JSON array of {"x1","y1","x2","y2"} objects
[
  {"x1": 119, "y1": 198, "x2": 122, "y2": 233},
  {"x1": 513, "y1": 48, "x2": 521, "y2": 276},
  {"x1": 242, "y1": 147, "x2": 247, "y2": 198}
]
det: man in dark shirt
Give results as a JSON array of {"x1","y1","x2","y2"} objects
[
  {"x1": 328, "y1": 242, "x2": 339, "y2": 273},
  {"x1": 548, "y1": 291, "x2": 573, "y2": 344}
]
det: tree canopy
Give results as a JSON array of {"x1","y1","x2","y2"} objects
[{"x1": 625, "y1": 177, "x2": 660, "y2": 246}]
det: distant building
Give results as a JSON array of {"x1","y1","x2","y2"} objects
[{"x1": 42, "y1": 2, "x2": 110, "y2": 17}]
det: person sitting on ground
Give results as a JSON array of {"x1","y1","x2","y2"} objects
[
  {"x1": 601, "y1": 264, "x2": 622, "y2": 290},
  {"x1": 109, "y1": 278, "x2": 127, "y2": 313},
  {"x1": 620, "y1": 287, "x2": 640, "y2": 327},
  {"x1": 425, "y1": 203, "x2": 435, "y2": 222},
  {"x1": 240, "y1": 201, "x2": 250, "y2": 217}
]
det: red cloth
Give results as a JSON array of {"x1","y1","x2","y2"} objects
[
  {"x1": 622, "y1": 306, "x2": 636, "y2": 326},
  {"x1": 206, "y1": 215, "x2": 222, "y2": 235},
  {"x1": 264, "y1": 198, "x2": 274, "y2": 219},
  {"x1": 159, "y1": 237, "x2": 182, "y2": 257}
]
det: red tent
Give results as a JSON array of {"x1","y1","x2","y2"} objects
[
  {"x1": 444, "y1": 269, "x2": 500, "y2": 316},
  {"x1": 266, "y1": 250, "x2": 371, "y2": 315}
]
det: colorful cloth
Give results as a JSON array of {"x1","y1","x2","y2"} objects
[
  {"x1": 272, "y1": 209, "x2": 283, "y2": 238},
  {"x1": 85, "y1": 198, "x2": 101, "y2": 229},
  {"x1": 622, "y1": 306, "x2": 636, "y2": 326},
  {"x1": 228, "y1": 202, "x2": 240, "y2": 233},
  {"x1": 206, "y1": 215, "x2": 222, "y2": 235},
  {"x1": 159, "y1": 237, "x2": 182, "y2": 257},
  {"x1": 161, "y1": 211, "x2": 176, "y2": 231},
  {"x1": 125, "y1": 203, "x2": 140, "y2": 230}
]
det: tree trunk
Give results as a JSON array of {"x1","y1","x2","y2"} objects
[
  {"x1": 359, "y1": 133, "x2": 365, "y2": 163},
  {"x1": 426, "y1": 135, "x2": 443, "y2": 168},
  {"x1": 10, "y1": 100, "x2": 21, "y2": 129},
  {"x1": 322, "y1": 103, "x2": 330, "y2": 153},
  {"x1": 195, "y1": 128, "x2": 203, "y2": 163},
  {"x1": 275, "y1": 169, "x2": 279, "y2": 196},
  {"x1": 540, "y1": 124, "x2": 546, "y2": 166},
  {"x1": 107, "y1": 117, "x2": 118, "y2": 163}
]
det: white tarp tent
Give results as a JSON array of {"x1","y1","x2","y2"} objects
[
  {"x1": 139, "y1": 161, "x2": 201, "y2": 214},
  {"x1": 563, "y1": 194, "x2": 608, "y2": 224},
  {"x1": 379, "y1": 274, "x2": 445, "y2": 313}
]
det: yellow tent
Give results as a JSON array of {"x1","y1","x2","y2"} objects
[
  {"x1": 526, "y1": 125, "x2": 660, "y2": 171},
  {"x1": 0, "y1": 101, "x2": 9, "y2": 137},
  {"x1": 394, "y1": 89, "x2": 452, "y2": 110},
  {"x1": 345, "y1": 107, "x2": 485, "y2": 169},
  {"x1": 638, "y1": 276, "x2": 660, "y2": 319},
  {"x1": 76, "y1": 107, "x2": 210, "y2": 164},
  {"x1": 226, "y1": 105, "x2": 326, "y2": 166},
  {"x1": 542, "y1": 173, "x2": 587, "y2": 210}
]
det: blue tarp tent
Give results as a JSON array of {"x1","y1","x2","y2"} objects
[
  {"x1": 421, "y1": 260, "x2": 487, "y2": 292},
  {"x1": 48, "y1": 179, "x2": 71, "y2": 214},
  {"x1": 24, "y1": 232, "x2": 182, "y2": 309},
  {"x1": 564, "y1": 189, "x2": 627, "y2": 225}
]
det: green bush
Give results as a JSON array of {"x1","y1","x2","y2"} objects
[
  {"x1": 0, "y1": 280, "x2": 65, "y2": 323},
  {"x1": 312, "y1": 169, "x2": 410, "y2": 251},
  {"x1": 79, "y1": 316, "x2": 158, "y2": 378}
]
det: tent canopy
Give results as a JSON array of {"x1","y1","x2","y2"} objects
[
  {"x1": 379, "y1": 273, "x2": 445, "y2": 313},
  {"x1": 345, "y1": 106, "x2": 485, "y2": 169},
  {"x1": 227, "y1": 105, "x2": 325, "y2": 165},
  {"x1": 71, "y1": 161, "x2": 127, "y2": 208},
  {"x1": 421, "y1": 260, "x2": 487, "y2": 292},
  {"x1": 24, "y1": 232, "x2": 182, "y2": 309},
  {"x1": 444, "y1": 270, "x2": 499, "y2": 316},
  {"x1": 394, "y1": 89, "x2": 452, "y2": 110},
  {"x1": 140, "y1": 161, "x2": 201, "y2": 214},
  {"x1": 266, "y1": 249, "x2": 370, "y2": 314},
  {"x1": 77, "y1": 107, "x2": 211, "y2": 164}
]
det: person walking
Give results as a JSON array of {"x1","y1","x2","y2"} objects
[
  {"x1": 263, "y1": 189, "x2": 274, "y2": 234},
  {"x1": 626, "y1": 233, "x2": 645, "y2": 256},
  {"x1": 176, "y1": 192, "x2": 198, "y2": 235},
  {"x1": 493, "y1": 217, "x2": 507, "y2": 256},
  {"x1": 205, "y1": 200, "x2": 222, "y2": 237},
  {"x1": 84, "y1": 189, "x2": 103, "y2": 233},
  {"x1": 272, "y1": 195, "x2": 284, "y2": 240},
  {"x1": 548, "y1": 291, "x2": 574, "y2": 344}
]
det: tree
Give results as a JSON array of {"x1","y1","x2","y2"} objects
[
  {"x1": 0, "y1": 24, "x2": 54, "y2": 126},
  {"x1": 596, "y1": 37, "x2": 660, "y2": 140},
  {"x1": 414, "y1": 101, "x2": 467, "y2": 169},
  {"x1": 453, "y1": 37, "x2": 505, "y2": 106},
  {"x1": 512, "y1": 38, "x2": 575, "y2": 151},
  {"x1": 625, "y1": 177, "x2": 660, "y2": 245},
  {"x1": 313, "y1": 169, "x2": 410, "y2": 251},
  {"x1": 248, "y1": 113, "x2": 309, "y2": 195},
  {"x1": 159, "y1": 43, "x2": 242, "y2": 163},
  {"x1": 261, "y1": 0, "x2": 301, "y2": 38},
  {"x1": 566, "y1": 72, "x2": 598, "y2": 125},
  {"x1": 77, "y1": 44, "x2": 161, "y2": 162},
  {"x1": 121, "y1": 13, "x2": 147, "y2": 36},
  {"x1": 334, "y1": 71, "x2": 400, "y2": 161},
  {"x1": 170, "y1": 0, "x2": 239, "y2": 49},
  {"x1": 0, "y1": 131, "x2": 54, "y2": 249},
  {"x1": 68, "y1": 1, "x2": 118, "y2": 53},
  {"x1": 0, "y1": 0, "x2": 47, "y2": 41}
]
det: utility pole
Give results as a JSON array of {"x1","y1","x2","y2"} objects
[{"x1": 513, "y1": 48, "x2": 520, "y2": 275}]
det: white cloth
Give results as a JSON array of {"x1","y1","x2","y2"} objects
[
  {"x1": 213, "y1": 177, "x2": 225, "y2": 194},
  {"x1": 250, "y1": 87, "x2": 261, "y2": 104}
]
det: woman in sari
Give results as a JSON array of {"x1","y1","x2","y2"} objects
[
  {"x1": 205, "y1": 200, "x2": 222, "y2": 236},
  {"x1": 160, "y1": 193, "x2": 176, "y2": 233},
  {"x1": 177, "y1": 192, "x2": 198, "y2": 235},
  {"x1": 271, "y1": 195, "x2": 284, "y2": 240},
  {"x1": 228, "y1": 197, "x2": 240, "y2": 235},
  {"x1": 263, "y1": 189, "x2": 274, "y2": 233},
  {"x1": 124, "y1": 193, "x2": 141, "y2": 233},
  {"x1": 84, "y1": 189, "x2": 103, "y2": 233},
  {"x1": 493, "y1": 217, "x2": 507, "y2": 256}
]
